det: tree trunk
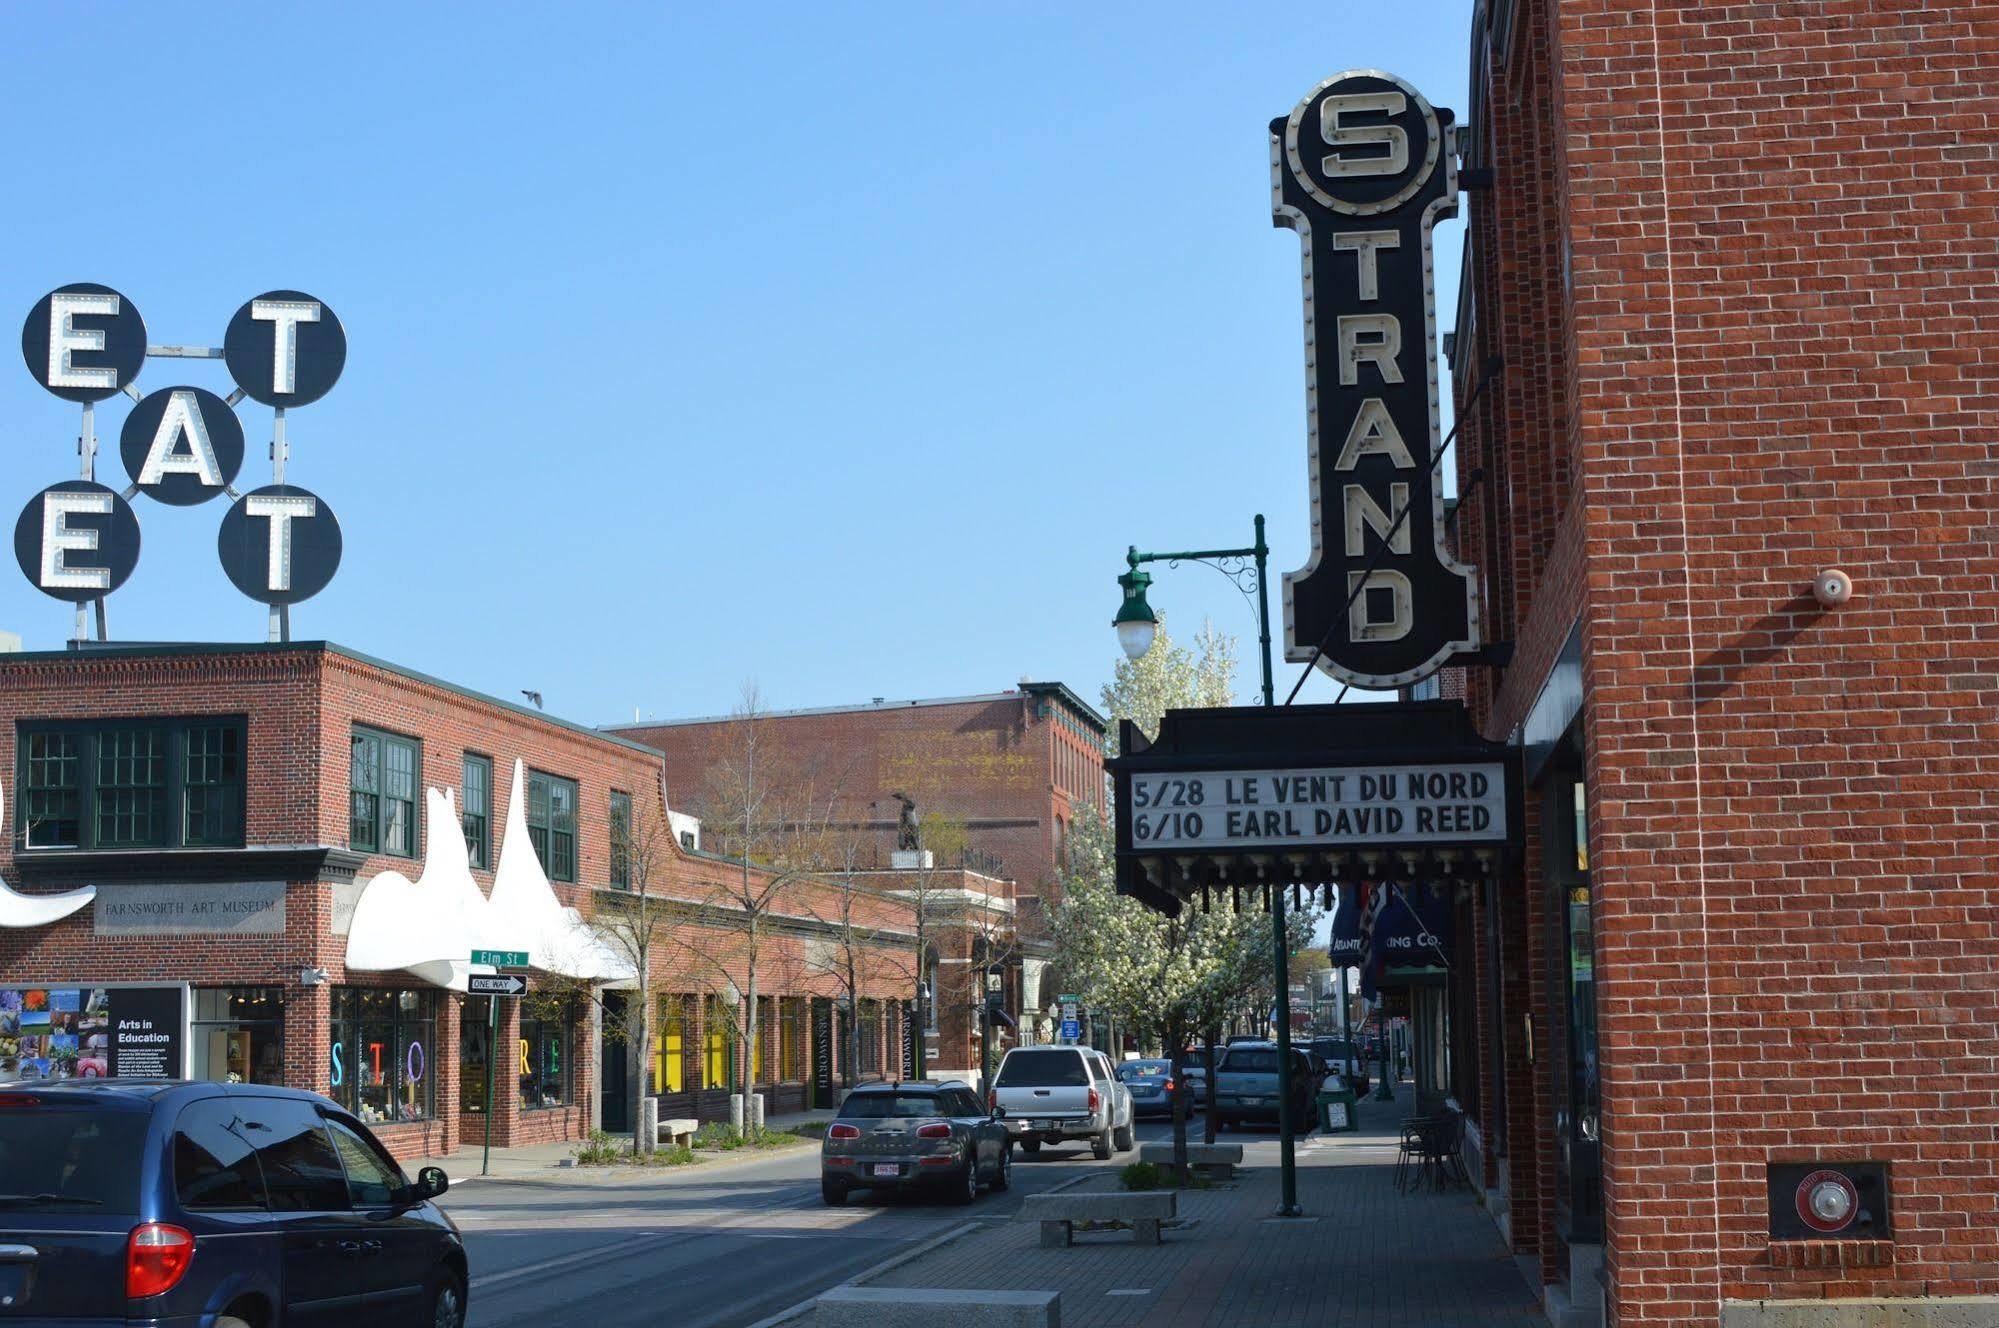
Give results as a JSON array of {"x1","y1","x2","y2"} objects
[
  {"x1": 1202, "y1": 1025, "x2": 1220, "y2": 1145},
  {"x1": 741, "y1": 942, "x2": 759, "y2": 1137},
  {"x1": 629, "y1": 994, "x2": 652, "y2": 1155}
]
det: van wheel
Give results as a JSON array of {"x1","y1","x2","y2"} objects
[{"x1": 424, "y1": 1269, "x2": 467, "y2": 1328}]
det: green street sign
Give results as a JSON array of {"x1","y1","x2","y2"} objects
[{"x1": 471, "y1": 949, "x2": 530, "y2": 968}]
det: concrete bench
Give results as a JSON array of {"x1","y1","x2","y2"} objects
[
  {"x1": 816, "y1": 1286, "x2": 1060, "y2": 1327},
  {"x1": 656, "y1": 1117, "x2": 699, "y2": 1147},
  {"x1": 1020, "y1": 1190, "x2": 1176, "y2": 1248},
  {"x1": 1137, "y1": 1141, "x2": 1244, "y2": 1180}
]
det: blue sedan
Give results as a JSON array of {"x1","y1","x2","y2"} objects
[{"x1": 1115, "y1": 1059, "x2": 1195, "y2": 1120}]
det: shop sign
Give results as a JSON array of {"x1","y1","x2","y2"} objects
[
  {"x1": 811, "y1": 998, "x2": 834, "y2": 1101},
  {"x1": 0, "y1": 983, "x2": 187, "y2": 1081},
  {"x1": 1272, "y1": 70, "x2": 1480, "y2": 688},
  {"x1": 93, "y1": 882, "x2": 286, "y2": 936},
  {"x1": 16, "y1": 284, "x2": 347, "y2": 626},
  {"x1": 1131, "y1": 763, "x2": 1504, "y2": 851}
]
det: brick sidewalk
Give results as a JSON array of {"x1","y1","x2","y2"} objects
[{"x1": 806, "y1": 1091, "x2": 1543, "y2": 1327}]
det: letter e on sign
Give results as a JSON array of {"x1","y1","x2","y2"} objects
[
  {"x1": 20, "y1": 284, "x2": 147, "y2": 403},
  {"x1": 13, "y1": 481, "x2": 142, "y2": 602}
]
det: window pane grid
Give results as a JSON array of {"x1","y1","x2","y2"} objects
[
  {"x1": 24, "y1": 732, "x2": 80, "y2": 848},
  {"x1": 463, "y1": 755, "x2": 491, "y2": 870},
  {"x1": 94, "y1": 729, "x2": 166, "y2": 847},
  {"x1": 609, "y1": 790, "x2": 632, "y2": 889},
  {"x1": 183, "y1": 725, "x2": 242, "y2": 846},
  {"x1": 525, "y1": 771, "x2": 577, "y2": 883}
]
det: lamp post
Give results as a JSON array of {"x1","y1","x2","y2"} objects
[{"x1": 1113, "y1": 513, "x2": 1302, "y2": 1217}]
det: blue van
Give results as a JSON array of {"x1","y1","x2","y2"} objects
[{"x1": 0, "y1": 1080, "x2": 465, "y2": 1327}]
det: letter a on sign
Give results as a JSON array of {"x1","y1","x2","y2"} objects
[{"x1": 1271, "y1": 71, "x2": 1480, "y2": 689}]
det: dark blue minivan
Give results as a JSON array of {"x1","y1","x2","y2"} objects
[{"x1": 0, "y1": 1081, "x2": 465, "y2": 1328}]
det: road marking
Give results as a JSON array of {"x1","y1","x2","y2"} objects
[{"x1": 1107, "y1": 1288, "x2": 1152, "y2": 1296}]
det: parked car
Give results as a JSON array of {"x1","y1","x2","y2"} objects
[
  {"x1": 1114, "y1": 1058, "x2": 1193, "y2": 1120},
  {"x1": 0, "y1": 1079, "x2": 465, "y2": 1328},
  {"x1": 1179, "y1": 1047, "x2": 1210, "y2": 1101},
  {"x1": 1305, "y1": 1037, "x2": 1371, "y2": 1095},
  {"x1": 820, "y1": 1080, "x2": 1010, "y2": 1206},
  {"x1": 1211, "y1": 1041, "x2": 1319, "y2": 1132},
  {"x1": 990, "y1": 1045, "x2": 1134, "y2": 1159}
]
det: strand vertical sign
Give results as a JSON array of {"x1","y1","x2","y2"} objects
[{"x1": 1272, "y1": 71, "x2": 1479, "y2": 688}]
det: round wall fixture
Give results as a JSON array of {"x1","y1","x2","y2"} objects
[{"x1": 1795, "y1": 1168, "x2": 1859, "y2": 1233}]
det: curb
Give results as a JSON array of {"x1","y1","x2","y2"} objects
[{"x1": 742, "y1": 1172, "x2": 1101, "y2": 1328}]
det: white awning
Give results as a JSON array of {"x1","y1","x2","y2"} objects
[
  {"x1": 0, "y1": 779, "x2": 94, "y2": 929},
  {"x1": 344, "y1": 763, "x2": 632, "y2": 990}
]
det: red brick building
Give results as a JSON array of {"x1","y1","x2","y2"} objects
[
  {"x1": 1443, "y1": 2, "x2": 1999, "y2": 1325},
  {"x1": 0, "y1": 643, "x2": 923, "y2": 1159},
  {"x1": 612, "y1": 682, "x2": 1108, "y2": 937}
]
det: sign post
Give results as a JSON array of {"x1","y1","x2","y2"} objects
[{"x1": 469, "y1": 953, "x2": 529, "y2": 1177}]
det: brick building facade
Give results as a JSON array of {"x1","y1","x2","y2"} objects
[
  {"x1": 1443, "y1": 2, "x2": 1999, "y2": 1325},
  {"x1": 613, "y1": 681, "x2": 1107, "y2": 946},
  {"x1": 0, "y1": 643, "x2": 927, "y2": 1160}
]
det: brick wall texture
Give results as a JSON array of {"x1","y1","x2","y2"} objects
[{"x1": 1454, "y1": 2, "x2": 1999, "y2": 1324}]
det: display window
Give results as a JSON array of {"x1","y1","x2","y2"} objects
[
  {"x1": 190, "y1": 987, "x2": 284, "y2": 1085},
  {"x1": 330, "y1": 987, "x2": 436, "y2": 1124}
]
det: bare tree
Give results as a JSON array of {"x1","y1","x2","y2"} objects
[
  {"x1": 798, "y1": 831, "x2": 917, "y2": 1087},
  {"x1": 676, "y1": 683, "x2": 836, "y2": 1134}
]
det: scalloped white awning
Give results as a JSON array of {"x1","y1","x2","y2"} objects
[
  {"x1": 344, "y1": 763, "x2": 632, "y2": 990},
  {"x1": 0, "y1": 779, "x2": 95, "y2": 928}
]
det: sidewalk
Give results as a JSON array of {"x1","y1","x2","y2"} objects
[
  {"x1": 797, "y1": 1089, "x2": 1543, "y2": 1327},
  {"x1": 419, "y1": 1108, "x2": 836, "y2": 1183}
]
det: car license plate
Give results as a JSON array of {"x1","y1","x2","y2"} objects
[
  {"x1": 872, "y1": 1164, "x2": 899, "y2": 1178},
  {"x1": 1248, "y1": 1097, "x2": 1270, "y2": 1105},
  {"x1": 1034, "y1": 1119, "x2": 1055, "y2": 1131}
]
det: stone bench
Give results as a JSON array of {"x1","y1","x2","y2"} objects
[
  {"x1": 816, "y1": 1286, "x2": 1060, "y2": 1328},
  {"x1": 1137, "y1": 1141, "x2": 1244, "y2": 1181},
  {"x1": 656, "y1": 1117, "x2": 699, "y2": 1147},
  {"x1": 1020, "y1": 1190, "x2": 1177, "y2": 1248}
]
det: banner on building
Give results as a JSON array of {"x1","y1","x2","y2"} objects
[{"x1": 0, "y1": 983, "x2": 188, "y2": 1082}]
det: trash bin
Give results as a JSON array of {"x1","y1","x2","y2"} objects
[{"x1": 1318, "y1": 1086, "x2": 1360, "y2": 1133}]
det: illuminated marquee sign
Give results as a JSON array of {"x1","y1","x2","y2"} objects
[
  {"x1": 1272, "y1": 71, "x2": 1479, "y2": 688},
  {"x1": 15, "y1": 284, "x2": 346, "y2": 634}
]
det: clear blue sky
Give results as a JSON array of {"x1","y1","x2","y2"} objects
[{"x1": 2, "y1": 2, "x2": 1474, "y2": 725}]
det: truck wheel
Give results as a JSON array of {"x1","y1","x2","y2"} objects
[
  {"x1": 1092, "y1": 1128, "x2": 1113, "y2": 1160},
  {"x1": 1114, "y1": 1123, "x2": 1135, "y2": 1152},
  {"x1": 1022, "y1": 1139, "x2": 1041, "y2": 1157}
]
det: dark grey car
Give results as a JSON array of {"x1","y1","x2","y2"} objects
[{"x1": 820, "y1": 1081, "x2": 1011, "y2": 1206}]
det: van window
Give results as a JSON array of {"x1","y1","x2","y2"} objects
[
  {"x1": 174, "y1": 1099, "x2": 268, "y2": 1210},
  {"x1": 0, "y1": 1104, "x2": 145, "y2": 1211},
  {"x1": 325, "y1": 1117, "x2": 403, "y2": 1209},
  {"x1": 995, "y1": 1049, "x2": 1087, "y2": 1087},
  {"x1": 236, "y1": 1098, "x2": 348, "y2": 1212}
]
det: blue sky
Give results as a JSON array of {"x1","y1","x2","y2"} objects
[{"x1": 2, "y1": 2, "x2": 1474, "y2": 726}]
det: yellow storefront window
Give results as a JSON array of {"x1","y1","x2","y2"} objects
[
  {"x1": 657, "y1": 1000, "x2": 685, "y2": 1094},
  {"x1": 703, "y1": 996, "x2": 731, "y2": 1089}
]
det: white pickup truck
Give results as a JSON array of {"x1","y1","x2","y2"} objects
[{"x1": 989, "y1": 1045, "x2": 1134, "y2": 1160}]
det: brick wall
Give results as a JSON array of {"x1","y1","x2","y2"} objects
[{"x1": 1459, "y1": 1, "x2": 1999, "y2": 1323}]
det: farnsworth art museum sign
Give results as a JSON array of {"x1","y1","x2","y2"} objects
[
  {"x1": 15, "y1": 284, "x2": 347, "y2": 638},
  {"x1": 1273, "y1": 70, "x2": 1480, "y2": 689}
]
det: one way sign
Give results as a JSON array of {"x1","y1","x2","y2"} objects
[{"x1": 468, "y1": 974, "x2": 528, "y2": 997}]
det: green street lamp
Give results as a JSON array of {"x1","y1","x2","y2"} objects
[{"x1": 1111, "y1": 513, "x2": 1301, "y2": 1217}]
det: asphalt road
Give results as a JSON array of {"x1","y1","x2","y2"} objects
[{"x1": 442, "y1": 1117, "x2": 1196, "y2": 1328}]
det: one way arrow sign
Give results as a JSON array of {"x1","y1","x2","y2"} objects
[{"x1": 468, "y1": 974, "x2": 528, "y2": 997}]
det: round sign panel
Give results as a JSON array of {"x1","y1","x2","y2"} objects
[
  {"x1": 13, "y1": 481, "x2": 142, "y2": 602},
  {"x1": 1794, "y1": 1169, "x2": 1859, "y2": 1234},
  {"x1": 218, "y1": 484, "x2": 342, "y2": 605},
  {"x1": 1284, "y1": 70, "x2": 1445, "y2": 217},
  {"x1": 223, "y1": 290, "x2": 347, "y2": 407},
  {"x1": 119, "y1": 386, "x2": 246, "y2": 506},
  {"x1": 20, "y1": 283, "x2": 148, "y2": 403}
]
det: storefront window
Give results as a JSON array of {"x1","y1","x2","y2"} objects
[
  {"x1": 190, "y1": 987, "x2": 284, "y2": 1085},
  {"x1": 461, "y1": 996, "x2": 492, "y2": 1114},
  {"x1": 654, "y1": 996, "x2": 687, "y2": 1094},
  {"x1": 330, "y1": 988, "x2": 436, "y2": 1125},
  {"x1": 519, "y1": 998, "x2": 572, "y2": 1109},
  {"x1": 702, "y1": 996, "x2": 733, "y2": 1090}
]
